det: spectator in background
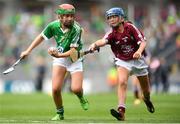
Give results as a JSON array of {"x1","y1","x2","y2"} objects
[
  {"x1": 159, "y1": 58, "x2": 171, "y2": 93},
  {"x1": 150, "y1": 57, "x2": 171, "y2": 93},
  {"x1": 35, "y1": 56, "x2": 46, "y2": 92},
  {"x1": 90, "y1": 4, "x2": 106, "y2": 35},
  {"x1": 150, "y1": 57, "x2": 161, "y2": 93}
]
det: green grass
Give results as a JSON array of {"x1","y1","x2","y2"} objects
[{"x1": 0, "y1": 92, "x2": 180, "y2": 123}]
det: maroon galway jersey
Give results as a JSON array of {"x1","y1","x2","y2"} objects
[{"x1": 104, "y1": 22, "x2": 146, "y2": 60}]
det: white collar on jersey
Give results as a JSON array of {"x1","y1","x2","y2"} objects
[{"x1": 60, "y1": 28, "x2": 69, "y2": 33}]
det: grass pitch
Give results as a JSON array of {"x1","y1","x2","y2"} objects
[{"x1": 0, "y1": 92, "x2": 180, "y2": 123}]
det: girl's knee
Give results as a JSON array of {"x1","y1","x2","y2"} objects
[{"x1": 118, "y1": 78, "x2": 127, "y2": 86}]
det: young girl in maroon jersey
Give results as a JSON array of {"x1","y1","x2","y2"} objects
[{"x1": 89, "y1": 7, "x2": 155, "y2": 121}]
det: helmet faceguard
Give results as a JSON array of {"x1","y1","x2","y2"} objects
[
  {"x1": 105, "y1": 7, "x2": 124, "y2": 19},
  {"x1": 55, "y1": 4, "x2": 75, "y2": 15}
]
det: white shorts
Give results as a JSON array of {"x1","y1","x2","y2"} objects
[
  {"x1": 114, "y1": 57, "x2": 148, "y2": 76},
  {"x1": 53, "y1": 57, "x2": 83, "y2": 74}
]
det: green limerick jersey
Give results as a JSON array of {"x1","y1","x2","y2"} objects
[{"x1": 41, "y1": 20, "x2": 83, "y2": 53}]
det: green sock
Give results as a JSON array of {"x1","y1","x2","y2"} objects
[
  {"x1": 57, "y1": 107, "x2": 64, "y2": 115},
  {"x1": 76, "y1": 92, "x2": 84, "y2": 100}
]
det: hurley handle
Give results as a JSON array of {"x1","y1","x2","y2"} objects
[{"x1": 83, "y1": 46, "x2": 100, "y2": 55}]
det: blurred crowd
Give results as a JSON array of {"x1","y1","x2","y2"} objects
[
  {"x1": 132, "y1": 2, "x2": 180, "y2": 93},
  {"x1": 0, "y1": 0, "x2": 180, "y2": 93}
]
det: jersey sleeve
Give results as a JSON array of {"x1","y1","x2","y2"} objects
[
  {"x1": 41, "y1": 23, "x2": 53, "y2": 40},
  {"x1": 70, "y1": 28, "x2": 82, "y2": 48},
  {"x1": 129, "y1": 23, "x2": 146, "y2": 45}
]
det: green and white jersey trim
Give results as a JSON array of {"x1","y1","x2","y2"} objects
[
  {"x1": 41, "y1": 32, "x2": 49, "y2": 40},
  {"x1": 70, "y1": 23, "x2": 81, "y2": 48}
]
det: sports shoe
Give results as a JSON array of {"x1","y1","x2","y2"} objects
[
  {"x1": 110, "y1": 107, "x2": 125, "y2": 121},
  {"x1": 80, "y1": 97, "x2": 89, "y2": 110},
  {"x1": 144, "y1": 99, "x2": 155, "y2": 113},
  {"x1": 51, "y1": 114, "x2": 64, "y2": 121}
]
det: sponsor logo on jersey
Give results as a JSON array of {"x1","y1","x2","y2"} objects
[{"x1": 122, "y1": 36, "x2": 128, "y2": 42}]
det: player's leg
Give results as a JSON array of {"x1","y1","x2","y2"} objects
[
  {"x1": 51, "y1": 65, "x2": 66, "y2": 120},
  {"x1": 132, "y1": 75, "x2": 141, "y2": 105},
  {"x1": 137, "y1": 75, "x2": 155, "y2": 113},
  {"x1": 68, "y1": 60, "x2": 89, "y2": 110},
  {"x1": 71, "y1": 71, "x2": 89, "y2": 110},
  {"x1": 110, "y1": 66, "x2": 129, "y2": 121}
]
